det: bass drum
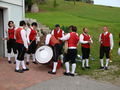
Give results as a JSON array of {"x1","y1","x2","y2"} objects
[
  {"x1": 118, "y1": 48, "x2": 120, "y2": 55},
  {"x1": 35, "y1": 46, "x2": 53, "y2": 63}
]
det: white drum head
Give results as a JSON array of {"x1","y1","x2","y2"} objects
[
  {"x1": 118, "y1": 48, "x2": 120, "y2": 55},
  {"x1": 35, "y1": 46, "x2": 53, "y2": 63}
]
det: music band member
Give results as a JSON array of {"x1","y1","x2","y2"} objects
[
  {"x1": 51, "y1": 24, "x2": 64, "y2": 54},
  {"x1": 15, "y1": 21, "x2": 29, "y2": 73},
  {"x1": 45, "y1": 33, "x2": 61, "y2": 74},
  {"x1": 3, "y1": 21, "x2": 17, "y2": 64},
  {"x1": 26, "y1": 22, "x2": 38, "y2": 65},
  {"x1": 59, "y1": 26, "x2": 79, "y2": 76},
  {"x1": 79, "y1": 28, "x2": 93, "y2": 70},
  {"x1": 99, "y1": 26, "x2": 114, "y2": 70}
]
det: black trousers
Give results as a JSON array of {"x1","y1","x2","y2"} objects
[
  {"x1": 7, "y1": 39, "x2": 17, "y2": 54},
  {"x1": 27, "y1": 40, "x2": 37, "y2": 54},
  {"x1": 81, "y1": 47, "x2": 90, "y2": 59},
  {"x1": 119, "y1": 42, "x2": 120, "y2": 46},
  {"x1": 51, "y1": 44, "x2": 61, "y2": 62},
  {"x1": 16, "y1": 43, "x2": 26, "y2": 61},
  {"x1": 65, "y1": 49, "x2": 77, "y2": 64},
  {"x1": 100, "y1": 46, "x2": 110, "y2": 59}
]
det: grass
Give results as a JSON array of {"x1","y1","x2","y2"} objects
[{"x1": 26, "y1": 0, "x2": 120, "y2": 81}]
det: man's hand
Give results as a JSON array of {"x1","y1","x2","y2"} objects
[
  {"x1": 26, "y1": 48, "x2": 28, "y2": 51},
  {"x1": 2, "y1": 37, "x2": 9, "y2": 40},
  {"x1": 88, "y1": 40, "x2": 92, "y2": 44}
]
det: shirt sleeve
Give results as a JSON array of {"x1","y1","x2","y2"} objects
[
  {"x1": 99, "y1": 34, "x2": 102, "y2": 43},
  {"x1": 21, "y1": 30, "x2": 28, "y2": 49},
  {"x1": 45, "y1": 34, "x2": 51, "y2": 45},
  {"x1": 59, "y1": 33, "x2": 70, "y2": 41},
  {"x1": 79, "y1": 34, "x2": 88, "y2": 44},
  {"x1": 26, "y1": 28, "x2": 31, "y2": 44},
  {"x1": 62, "y1": 30, "x2": 65, "y2": 37},
  {"x1": 109, "y1": 33, "x2": 114, "y2": 50},
  {"x1": 51, "y1": 30, "x2": 54, "y2": 35},
  {"x1": 14, "y1": 27, "x2": 17, "y2": 39}
]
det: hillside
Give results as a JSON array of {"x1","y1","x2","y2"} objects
[{"x1": 26, "y1": 0, "x2": 120, "y2": 84}]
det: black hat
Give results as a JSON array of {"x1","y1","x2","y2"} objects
[{"x1": 55, "y1": 24, "x2": 60, "y2": 27}]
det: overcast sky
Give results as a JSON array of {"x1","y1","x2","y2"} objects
[{"x1": 94, "y1": 0, "x2": 120, "y2": 7}]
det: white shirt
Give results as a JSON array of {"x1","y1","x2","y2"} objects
[
  {"x1": 51, "y1": 29, "x2": 64, "y2": 37},
  {"x1": 79, "y1": 33, "x2": 93, "y2": 44},
  {"x1": 45, "y1": 34, "x2": 51, "y2": 45},
  {"x1": 20, "y1": 27, "x2": 28, "y2": 49},
  {"x1": 99, "y1": 31, "x2": 114, "y2": 50},
  {"x1": 60, "y1": 32, "x2": 78, "y2": 49}
]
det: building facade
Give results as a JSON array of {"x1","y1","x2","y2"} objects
[{"x1": 0, "y1": 0, "x2": 25, "y2": 57}]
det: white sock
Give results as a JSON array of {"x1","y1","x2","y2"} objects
[
  {"x1": 21, "y1": 61, "x2": 27, "y2": 69},
  {"x1": 65, "y1": 62, "x2": 70, "y2": 73},
  {"x1": 8, "y1": 53, "x2": 11, "y2": 61},
  {"x1": 52, "y1": 62, "x2": 58, "y2": 72},
  {"x1": 82, "y1": 59, "x2": 85, "y2": 68},
  {"x1": 105, "y1": 59, "x2": 109, "y2": 67},
  {"x1": 14, "y1": 54, "x2": 17, "y2": 62},
  {"x1": 71, "y1": 63, "x2": 76, "y2": 74},
  {"x1": 100, "y1": 59, "x2": 104, "y2": 67},
  {"x1": 32, "y1": 54, "x2": 35, "y2": 62},
  {"x1": 26, "y1": 54, "x2": 30, "y2": 62},
  {"x1": 16, "y1": 60, "x2": 21, "y2": 70},
  {"x1": 86, "y1": 59, "x2": 89, "y2": 67}
]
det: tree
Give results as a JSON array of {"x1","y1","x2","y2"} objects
[
  {"x1": 73, "y1": 0, "x2": 76, "y2": 5},
  {"x1": 53, "y1": 0, "x2": 57, "y2": 8}
]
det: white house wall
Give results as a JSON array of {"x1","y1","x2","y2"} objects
[
  {"x1": 0, "y1": 0, "x2": 24, "y2": 57},
  {"x1": 94, "y1": 0, "x2": 120, "y2": 7},
  {"x1": 0, "y1": 0, "x2": 23, "y2": 6}
]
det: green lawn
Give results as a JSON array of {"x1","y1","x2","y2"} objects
[{"x1": 26, "y1": 0, "x2": 120, "y2": 81}]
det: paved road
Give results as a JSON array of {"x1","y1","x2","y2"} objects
[{"x1": 24, "y1": 76, "x2": 120, "y2": 90}]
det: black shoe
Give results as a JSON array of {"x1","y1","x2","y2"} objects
[
  {"x1": 104, "y1": 67, "x2": 108, "y2": 70},
  {"x1": 14, "y1": 61, "x2": 16, "y2": 64},
  {"x1": 22, "y1": 68, "x2": 29, "y2": 71},
  {"x1": 8, "y1": 61, "x2": 12, "y2": 64},
  {"x1": 69, "y1": 73, "x2": 75, "y2": 77},
  {"x1": 82, "y1": 67, "x2": 86, "y2": 70},
  {"x1": 48, "y1": 71, "x2": 56, "y2": 75},
  {"x1": 63, "y1": 72, "x2": 70, "y2": 76},
  {"x1": 32, "y1": 61, "x2": 38, "y2": 64},
  {"x1": 15, "y1": 69, "x2": 24, "y2": 73},
  {"x1": 26, "y1": 62, "x2": 29, "y2": 65},
  {"x1": 85, "y1": 66, "x2": 91, "y2": 69},
  {"x1": 99, "y1": 66, "x2": 104, "y2": 69}
]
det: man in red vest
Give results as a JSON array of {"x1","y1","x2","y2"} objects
[
  {"x1": 51, "y1": 24, "x2": 64, "y2": 54},
  {"x1": 79, "y1": 28, "x2": 93, "y2": 70},
  {"x1": 3, "y1": 21, "x2": 17, "y2": 64},
  {"x1": 45, "y1": 33, "x2": 61, "y2": 74},
  {"x1": 59, "y1": 26, "x2": 79, "y2": 76},
  {"x1": 15, "y1": 20, "x2": 29, "y2": 73},
  {"x1": 26, "y1": 22, "x2": 38, "y2": 65},
  {"x1": 99, "y1": 26, "x2": 114, "y2": 70}
]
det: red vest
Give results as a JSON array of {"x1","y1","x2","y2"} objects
[
  {"x1": 29, "y1": 28, "x2": 37, "y2": 41},
  {"x1": 81, "y1": 33, "x2": 91, "y2": 48},
  {"x1": 53, "y1": 29, "x2": 63, "y2": 43},
  {"x1": 16, "y1": 28, "x2": 24, "y2": 44},
  {"x1": 8, "y1": 27, "x2": 15, "y2": 39},
  {"x1": 101, "y1": 32, "x2": 110, "y2": 47},
  {"x1": 68, "y1": 32, "x2": 79, "y2": 47},
  {"x1": 49, "y1": 35, "x2": 60, "y2": 46}
]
